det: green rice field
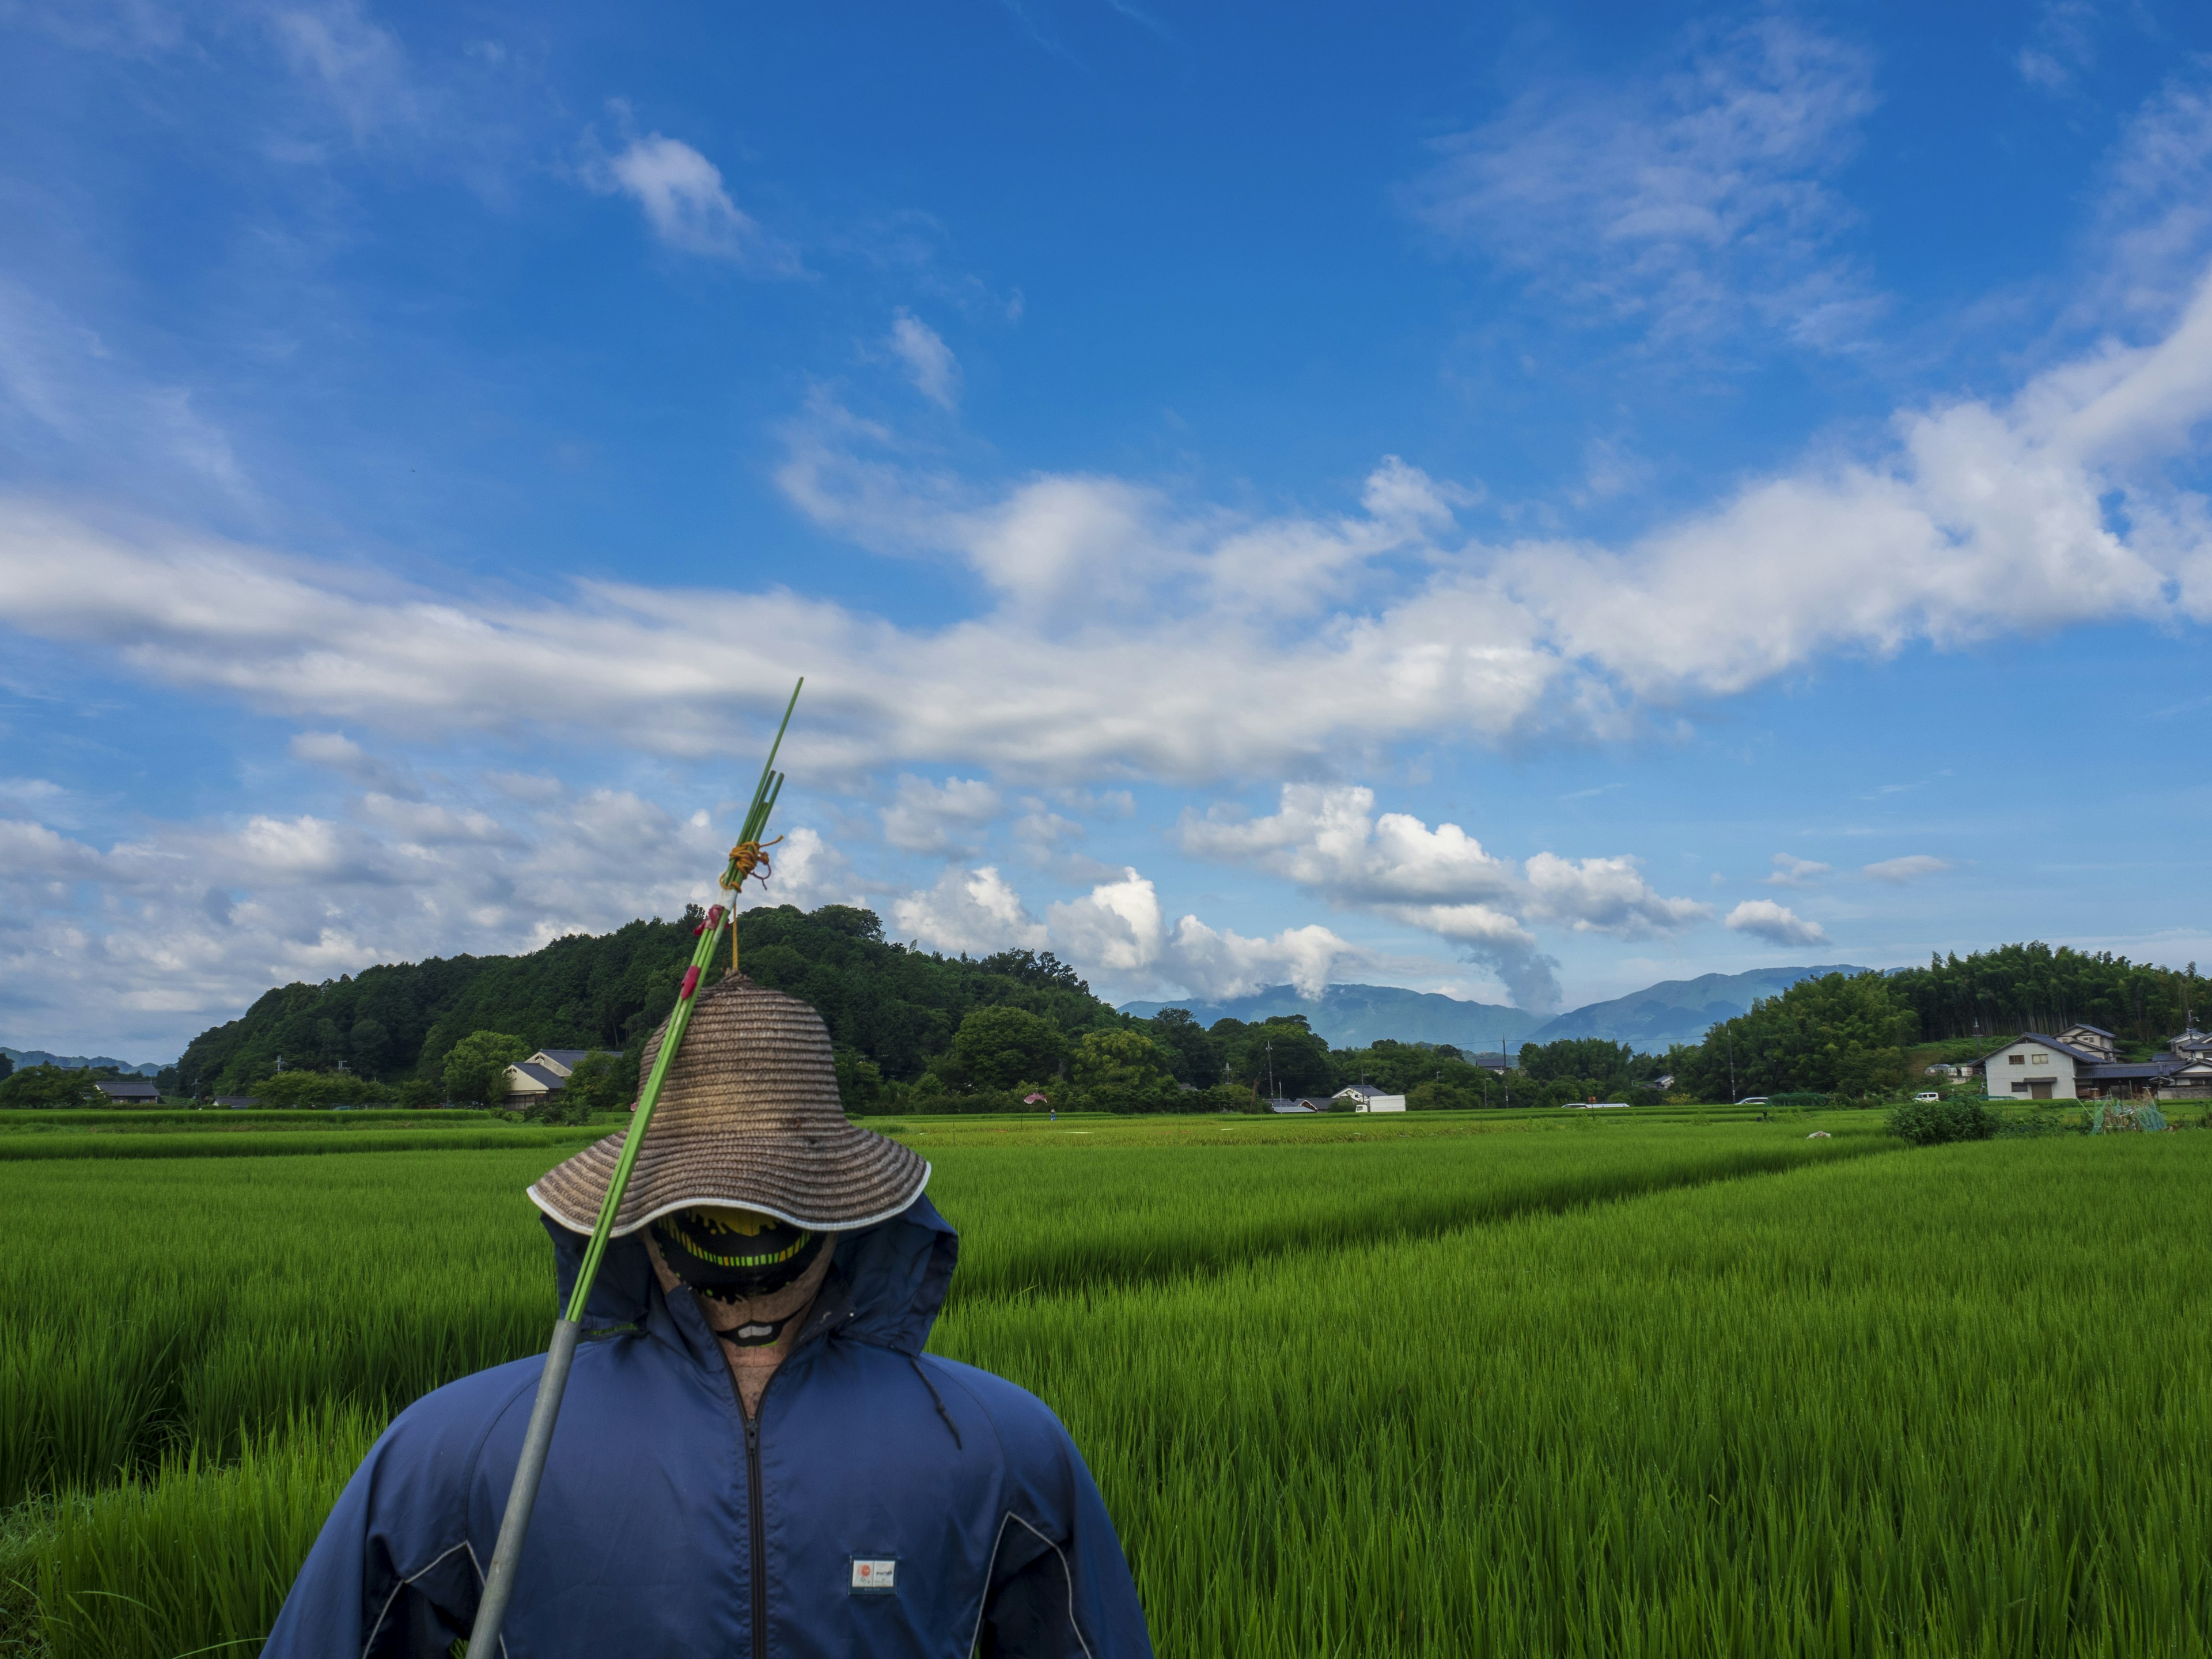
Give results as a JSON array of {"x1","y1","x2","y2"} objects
[{"x1": 2, "y1": 1107, "x2": 2206, "y2": 1657}]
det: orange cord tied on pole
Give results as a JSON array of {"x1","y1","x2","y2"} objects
[
  {"x1": 718, "y1": 835, "x2": 783, "y2": 974},
  {"x1": 714, "y1": 678, "x2": 804, "y2": 976}
]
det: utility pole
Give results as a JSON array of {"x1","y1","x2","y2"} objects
[
  {"x1": 1266, "y1": 1039, "x2": 1276, "y2": 1103},
  {"x1": 1726, "y1": 1029, "x2": 1736, "y2": 1104}
]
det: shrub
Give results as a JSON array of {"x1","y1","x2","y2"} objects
[{"x1": 1888, "y1": 1096, "x2": 1996, "y2": 1146}]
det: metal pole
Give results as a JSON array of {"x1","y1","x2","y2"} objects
[{"x1": 467, "y1": 679, "x2": 800, "y2": 1656}]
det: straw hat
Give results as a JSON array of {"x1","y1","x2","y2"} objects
[{"x1": 528, "y1": 975, "x2": 929, "y2": 1235}]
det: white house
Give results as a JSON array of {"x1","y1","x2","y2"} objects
[
  {"x1": 1333, "y1": 1085, "x2": 1406, "y2": 1113},
  {"x1": 1981, "y1": 1030, "x2": 2209, "y2": 1101},
  {"x1": 502, "y1": 1048, "x2": 605, "y2": 1106}
]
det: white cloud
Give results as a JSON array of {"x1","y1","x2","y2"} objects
[
  {"x1": 888, "y1": 310, "x2": 960, "y2": 409},
  {"x1": 0, "y1": 732, "x2": 865, "y2": 1054},
  {"x1": 889, "y1": 864, "x2": 1046, "y2": 955},
  {"x1": 2016, "y1": 2, "x2": 2099, "y2": 94},
  {"x1": 1046, "y1": 867, "x2": 1165, "y2": 974},
  {"x1": 1724, "y1": 898, "x2": 1829, "y2": 946},
  {"x1": 0, "y1": 283, "x2": 248, "y2": 506},
  {"x1": 1406, "y1": 18, "x2": 1880, "y2": 348},
  {"x1": 1176, "y1": 783, "x2": 1706, "y2": 1009},
  {"x1": 266, "y1": 2, "x2": 418, "y2": 141},
  {"x1": 5, "y1": 257, "x2": 2212, "y2": 793},
  {"x1": 1761, "y1": 853, "x2": 1831, "y2": 887},
  {"x1": 2086, "y1": 69, "x2": 2212, "y2": 324},
  {"x1": 1042, "y1": 866, "x2": 1366, "y2": 1001},
  {"x1": 1862, "y1": 854, "x2": 1954, "y2": 884},
  {"x1": 290, "y1": 730, "x2": 421, "y2": 798},
  {"x1": 879, "y1": 775, "x2": 1001, "y2": 853},
  {"x1": 1522, "y1": 851, "x2": 1713, "y2": 937},
  {"x1": 581, "y1": 116, "x2": 798, "y2": 272}
]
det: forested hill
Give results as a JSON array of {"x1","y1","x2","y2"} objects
[{"x1": 175, "y1": 904, "x2": 1117, "y2": 1096}]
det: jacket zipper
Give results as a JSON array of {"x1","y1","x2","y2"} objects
[{"x1": 742, "y1": 1402, "x2": 768, "y2": 1659}]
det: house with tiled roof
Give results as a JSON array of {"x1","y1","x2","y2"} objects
[
  {"x1": 502, "y1": 1048, "x2": 612, "y2": 1107},
  {"x1": 1982, "y1": 1029, "x2": 2212, "y2": 1101}
]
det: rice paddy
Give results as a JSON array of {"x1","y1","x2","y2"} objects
[{"x1": 2, "y1": 1108, "x2": 2205, "y2": 1657}]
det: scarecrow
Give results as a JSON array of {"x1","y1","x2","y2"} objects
[{"x1": 263, "y1": 972, "x2": 1152, "y2": 1657}]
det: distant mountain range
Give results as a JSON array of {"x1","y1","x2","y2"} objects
[
  {"x1": 1, "y1": 1047, "x2": 165, "y2": 1077},
  {"x1": 1122, "y1": 964, "x2": 1870, "y2": 1054},
  {"x1": 1120, "y1": 984, "x2": 1547, "y2": 1050},
  {"x1": 1523, "y1": 965, "x2": 1870, "y2": 1051}
]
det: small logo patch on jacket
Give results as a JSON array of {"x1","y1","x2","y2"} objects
[{"x1": 850, "y1": 1558, "x2": 897, "y2": 1594}]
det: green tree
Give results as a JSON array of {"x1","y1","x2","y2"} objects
[
  {"x1": 941, "y1": 1006, "x2": 1070, "y2": 1091},
  {"x1": 442, "y1": 1031, "x2": 528, "y2": 1107},
  {"x1": 832, "y1": 1047, "x2": 885, "y2": 1114},
  {"x1": 1673, "y1": 972, "x2": 1916, "y2": 1101},
  {"x1": 0, "y1": 1053, "x2": 14, "y2": 1083},
  {"x1": 560, "y1": 1051, "x2": 628, "y2": 1116},
  {"x1": 1226, "y1": 1017, "x2": 1334, "y2": 1097},
  {"x1": 1070, "y1": 1028, "x2": 1177, "y2": 1113},
  {"x1": 1142, "y1": 1008, "x2": 1223, "y2": 1085},
  {"x1": 0, "y1": 1065, "x2": 100, "y2": 1108}
]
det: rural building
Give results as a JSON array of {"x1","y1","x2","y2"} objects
[
  {"x1": 93, "y1": 1078, "x2": 160, "y2": 1104},
  {"x1": 502, "y1": 1048, "x2": 608, "y2": 1107},
  {"x1": 1333, "y1": 1084, "x2": 1407, "y2": 1113},
  {"x1": 1267, "y1": 1097, "x2": 1328, "y2": 1113},
  {"x1": 1980, "y1": 1031, "x2": 2212, "y2": 1101}
]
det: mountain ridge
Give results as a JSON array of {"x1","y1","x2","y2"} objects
[
  {"x1": 1120, "y1": 964, "x2": 1873, "y2": 1053},
  {"x1": 1, "y1": 1047, "x2": 165, "y2": 1076}
]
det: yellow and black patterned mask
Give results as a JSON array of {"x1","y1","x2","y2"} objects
[{"x1": 650, "y1": 1206, "x2": 825, "y2": 1303}]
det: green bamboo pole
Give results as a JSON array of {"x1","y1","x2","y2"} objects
[{"x1": 468, "y1": 677, "x2": 802, "y2": 1654}]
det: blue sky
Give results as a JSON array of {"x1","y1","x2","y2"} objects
[{"x1": 3, "y1": 0, "x2": 2210, "y2": 1059}]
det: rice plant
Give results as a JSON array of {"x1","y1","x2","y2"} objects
[{"x1": 5, "y1": 1122, "x2": 2205, "y2": 1657}]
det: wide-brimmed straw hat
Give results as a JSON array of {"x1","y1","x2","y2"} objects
[{"x1": 528, "y1": 974, "x2": 929, "y2": 1235}]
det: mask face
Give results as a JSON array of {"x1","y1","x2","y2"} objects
[{"x1": 650, "y1": 1206, "x2": 827, "y2": 1304}]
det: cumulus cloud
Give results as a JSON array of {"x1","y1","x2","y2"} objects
[
  {"x1": 1724, "y1": 898, "x2": 1829, "y2": 946},
  {"x1": 889, "y1": 864, "x2": 1046, "y2": 955},
  {"x1": 1176, "y1": 783, "x2": 1707, "y2": 1009},
  {"x1": 0, "y1": 744, "x2": 856, "y2": 1054},
  {"x1": 879, "y1": 775, "x2": 1001, "y2": 853},
  {"x1": 1406, "y1": 17, "x2": 1881, "y2": 348},
  {"x1": 1044, "y1": 866, "x2": 1367, "y2": 1000},
  {"x1": 1762, "y1": 853, "x2": 1831, "y2": 887},
  {"x1": 879, "y1": 861, "x2": 1362, "y2": 1002},
  {"x1": 581, "y1": 113, "x2": 798, "y2": 272},
  {"x1": 1862, "y1": 854, "x2": 1954, "y2": 884},
  {"x1": 887, "y1": 310, "x2": 960, "y2": 409}
]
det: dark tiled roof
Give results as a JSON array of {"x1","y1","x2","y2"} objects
[
  {"x1": 1983, "y1": 1034, "x2": 2104, "y2": 1065},
  {"x1": 2062, "y1": 1024, "x2": 2116, "y2": 1039},
  {"x1": 2081, "y1": 1059, "x2": 2186, "y2": 1081},
  {"x1": 535, "y1": 1049, "x2": 593, "y2": 1069},
  {"x1": 506, "y1": 1063, "x2": 566, "y2": 1091},
  {"x1": 94, "y1": 1079, "x2": 160, "y2": 1100}
]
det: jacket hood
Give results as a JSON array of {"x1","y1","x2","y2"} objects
[{"x1": 546, "y1": 1192, "x2": 960, "y2": 1357}]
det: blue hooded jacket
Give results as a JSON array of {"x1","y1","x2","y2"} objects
[{"x1": 264, "y1": 1196, "x2": 1152, "y2": 1658}]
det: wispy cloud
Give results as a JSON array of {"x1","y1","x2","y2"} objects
[
  {"x1": 1862, "y1": 854, "x2": 1954, "y2": 884},
  {"x1": 1404, "y1": 18, "x2": 1881, "y2": 350},
  {"x1": 887, "y1": 310, "x2": 960, "y2": 409},
  {"x1": 2016, "y1": 1, "x2": 2101, "y2": 94},
  {"x1": 1761, "y1": 853, "x2": 1831, "y2": 888},
  {"x1": 580, "y1": 107, "x2": 800, "y2": 272}
]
